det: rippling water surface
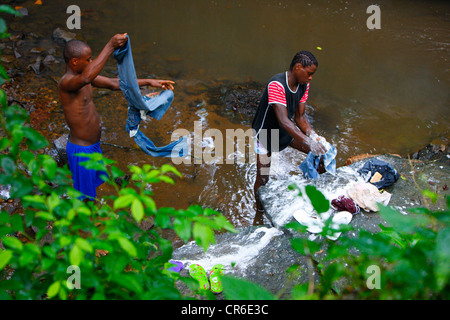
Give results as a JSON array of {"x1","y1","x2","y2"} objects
[{"x1": 14, "y1": 0, "x2": 449, "y2": 227}]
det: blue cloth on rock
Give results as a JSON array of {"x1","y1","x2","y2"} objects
[
  {"x1": 114, "y1": 35, "x2": 188, "y2": 158},
  {"x1": 299, "y1": 145, "x2": 337, "y2": 179}
]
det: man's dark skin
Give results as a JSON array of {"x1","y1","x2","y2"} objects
[
  {"x1": 254, "y1": 62, "x2": 326, "y2": 224},
  {"x1": 58, "y1": 33, "x2": 175, "y2": 147}
]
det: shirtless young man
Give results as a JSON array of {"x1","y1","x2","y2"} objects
[{"x1": 58, "y1": 33, "x2": 175, "y2": 199}]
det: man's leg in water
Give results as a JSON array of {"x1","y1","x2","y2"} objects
[{"x1": 253, "y1": 151, "x2": 271, "y2": 225}]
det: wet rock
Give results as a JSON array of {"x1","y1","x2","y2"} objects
[
  {"x1": 16, "y1": 8, "x2": 28, "y2": 17},
  {"x1": 207, "y1": 82, "x2": 263, "y2": 125},
  {"x1": 30, "y1": 47, "x2": 46, "y2": 54},
  {"x1": 43, "y1": 54, "x2": 58, "y2": 65},
  {"x1": 259, "y1": 154, "x2": 449, "y2": 230},
  {"x1": 52, "y1": 27, "x2": 76, "y2": 45},
  {"x1": 53, "y1": 134, "x2": 69, "y2": 166},
  {"x1": 409, "y1": 136, "x2": 450, "y2": 165},
  {"x1": 172, "y1": 226, "x2": 308, "y2": 297},
  {"x1": 13, "y1": 49, "x2": 22, "y2": 59},
  {"x1": 6, "y1": 68, "x2": 25, "y2": 78},
  {"x1": 1, "y1": 55, "x2": 15, "y2": 64},
  {"x1": 9, "y1": 34, "x2": 25, "y2": 42},
  {"x1": 172, "y1": 154, "x2": 449, "y2": 296},
  {"x1": 0, "y1": 185, "x2": 11, "y2": 201},
  {"x1": 28, "y1": 57, "x2": 45, "y2": 74}
]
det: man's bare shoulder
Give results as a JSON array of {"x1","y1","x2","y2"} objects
[{"x1": 58, "y1": 73, "x2": 74, "y2": 91}]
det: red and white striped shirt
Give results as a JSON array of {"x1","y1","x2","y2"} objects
[{"x1": 268, "y1": 81, "x2": 310, "y2": 106}]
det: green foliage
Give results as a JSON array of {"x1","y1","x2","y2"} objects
[
  {"x1": 222, "y1": 276, "x2": 275, "y2": 300},
  {"x1": 0, "y1": 6, "x2": 235, "y2": 299},
  {"x1": 0, "y1": 112, "x2": 235, "y2": 299},
  {"x1": 223, "y1": 185, "x2": 450, "y2": 300}
]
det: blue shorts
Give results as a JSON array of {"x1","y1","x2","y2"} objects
[{"x1": 66, "y1": 140, "x2": 108, "y2": 200}]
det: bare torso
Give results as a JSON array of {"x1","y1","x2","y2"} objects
[{"x1": 58, "y1": 74, "x2": 102, "y2": 146}]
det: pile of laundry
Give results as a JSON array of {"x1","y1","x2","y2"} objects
[{"x1": 294, "y1": 159, "x2": 400, "y2": 240}]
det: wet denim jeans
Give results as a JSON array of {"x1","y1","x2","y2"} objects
[
  {"x1": 114, "y1": 35, "x2": 188, "y2": 158},
  {"x1": 299, "y1": 145, "x2": 337, "y2": 179}
]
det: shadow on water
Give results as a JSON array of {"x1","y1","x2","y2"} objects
[{"x1": 5, "y1": 0, "x2": 449, "y2": 227}]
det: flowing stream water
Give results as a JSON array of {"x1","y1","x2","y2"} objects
[{"x1": 10, "y1": 0, "x2": 449, "y2": 228}]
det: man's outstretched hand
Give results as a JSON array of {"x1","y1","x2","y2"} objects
[
  {"x1": 110, "y1": 33, "x2": 128, "y2": 49},
  {"x1": 148, "y1": 79, "x2": 175, "y2": 90}
]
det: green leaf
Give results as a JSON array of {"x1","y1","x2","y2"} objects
[
  {"x1": 0, "y1": 65, "x2": 8, "y2": 81},
  {"x1": 131, "y1": 198, "x2": 144, "y2": 223},
  {"x1": 111, "y1": 166, "x2": 125, "y2": 180},
  {"x1": 290, "y1": 238, "x2": 320, "y2": 256},
  {"x1": 69, "y1": 244, "x2": 83, "y2": 266},
  {"x1": 222, "y1": 276, "x2": 275, "y2": 300},
  {"x1": 10, "y1": 175, "x2": 33, "y2": 198},
  {"x1": 213, "y1": 215, "x2": 237, "y2": 233},
  {"x1": 379, "y1": 205, "x2": 429, "y2": 234},
  {"x1": 155, "y1": 211, "x2": 170, "y2": 228},
  {"x1": 117, "y1": 237, "x2": 137, "y2": 257},
  {"x1": 422, "y1": 190, "x2": 438, "y2": 204},
  {"x1": 46, "y1": 193, "x2": 60, "y2": 213},
  {"x1": 75, "y1": 238, "x2": 93, "y2": 253},
  {"x1": 42, "y1": 155, "x2": 57, "y2": 180},
  {"x1": 305, "y1": 185, "x2": 329, "y2": 214},
  {"x1": 36, "y1": 211, "x2": 55, "y2": 221},
  {"x1": 193, "y1": 222, "x2": 215, "y2": 251},
  {"x1": 10, "y1": 214, "x2": 23, "y2": 232},
  {"x1": 141, "y1": 196, "x2": 156, "y2": 213},
  {"x1": 0, "y1": 18, "x2": 6, "y2": 35},
  {"x1": 159, "y1": 175, "x2": 175, "y2": 185},
  {"x1": 173, "y1": 217, "x2": 191, "y2": 242},
  {"x1": 0, "y1": 249, "x2": 13, "y2": 270},
  {"x1": 113, "y1": 274, "x2": 143, "y2": 294},
  {"x1": 2, "y1": 236, "x2": 23, "y2": 251},
  {"x1": 0, "y1": 211, "x2": 9, "y2": 224},
  {"x1": 20, "y1": 150, "x2": 35, "y2": 166},
  {"x1": 113, "y1": 194, "x2": 134, "y2": 210},
  {"x1": 1, "y1": 156, "x2": 15, "y2": 174},
  {"x1": 379, "y1": 224, "x2": 406, "y2": 248},
  {"x1": 22, "y1": 127, "x2": 48, "y2": 150},
  {"x1": 160, "y1": 164, "x2": 182, "y2": 177},
  {"x1": 47, "y1": 281, "x2": 61, "y2": 299},
  {"x1": 0, "y1": 137, "x2": 9, "y2": 151},
  {"x1": 0, "y1": 89, "x2": 7, "y2": 108},
  {"x1": 288, "y1": 183, "x2": 303, "y2": 196},
  {"x1": 434, "y1": 228, "x2": 450, "y2": 290},
  {"x1": 0, "y1": 5, "x2": 19, "y2": 15}
]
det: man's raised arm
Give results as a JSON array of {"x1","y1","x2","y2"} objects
[{"x1": 61, "y1": 33, "x2": 128, "y2": 92}]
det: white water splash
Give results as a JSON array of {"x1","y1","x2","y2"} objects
[{"x1": 174, "y1": 227, "x2": 283, "y2": 275}]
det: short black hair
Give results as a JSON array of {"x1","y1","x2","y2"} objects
[
  {"x1": 289, "y1": 51, "x2": 318, "y2": 70},
  {"x1": 63, "y1": 40, "x2": 90, "y2": 63}
]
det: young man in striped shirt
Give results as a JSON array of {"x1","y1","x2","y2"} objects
[{"x1": 252, "y1": 51, "x2": 328, "y2": 223}]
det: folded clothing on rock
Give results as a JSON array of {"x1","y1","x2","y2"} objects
[
  {"x1": 358, "y1": 158, "x2": 400, "y2": 189},
  {"x1": 346, "y1": 182, "x2": 391, "y2": 212},
  {"x1": 331, "y1": 195, "x2": 361, "y2": 214}
]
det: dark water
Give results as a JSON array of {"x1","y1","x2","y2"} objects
[{"x1": 10, "y1": 0, "x2": 449, "y2": 227}]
